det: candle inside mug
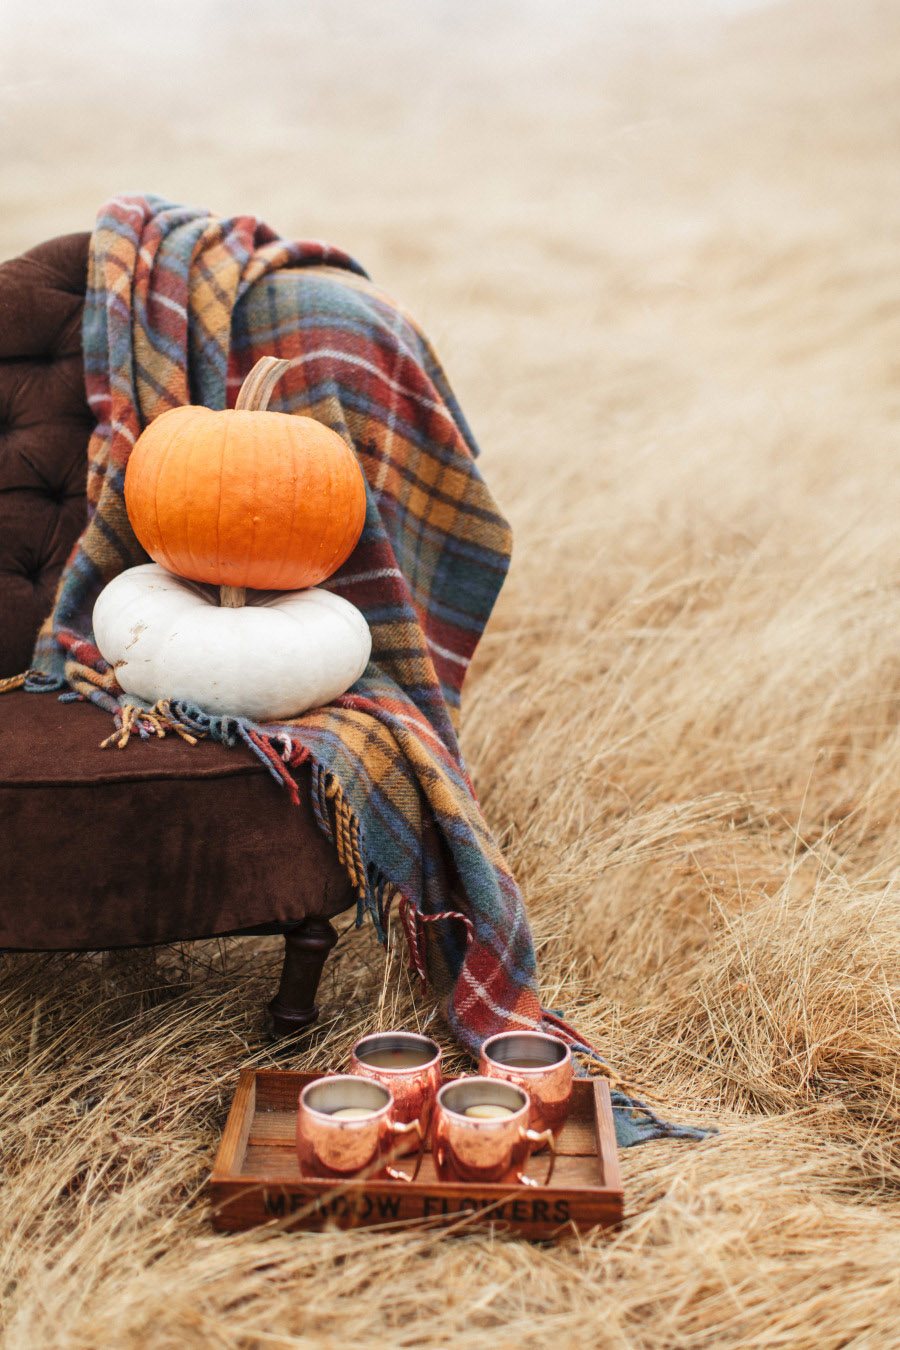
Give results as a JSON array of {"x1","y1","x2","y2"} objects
[
  {"x1": 464, "y1": 1103, "x2": 516, "y2": 1119},
  {"x1": 358, "y1": 1046, "x2": 434, "y2": 1070},
  {"x1": 440, "y1": 1078, "x2": 527, "y2": 1121},
  {"x1": 330, "y1": 1106, "x2": 376, "y2": 1120}
]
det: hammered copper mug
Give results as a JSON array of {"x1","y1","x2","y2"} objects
[
  {"x1": 350, "y1": 1030, "x2": 442, "y2": 1154},
  {"x1": 479, "y1": 1030, "x2": 573, "y2": 1138},
  {"x1": 432, "y1": 1078, "x2": 555, "y2": 1187},
  {"x1": 296, "y1": 1076, "x2": 424, "y2": 1182}
]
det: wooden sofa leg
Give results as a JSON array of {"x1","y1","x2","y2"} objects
[{"x1": 268, "y1": 917, "x2": 339, "y2": 1038}]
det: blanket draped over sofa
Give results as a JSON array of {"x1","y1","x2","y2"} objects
[{"x1": 13, "y1": 195, "x2": 706, "y2": 1146}]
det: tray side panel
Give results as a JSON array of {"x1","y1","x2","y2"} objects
[
  {"x1": 593, "y1": 1080, "x2": 623, "y2": 1193},
  {"x1": 209, "y1": 1177, "x2": 621, "y2": 1239},
  {"x1": 253, "y1": 1070, "x2": 305, "y2": 1113},
  {"x1": 210, "y1": 1070, "x2": 256, "y2": 1179}
]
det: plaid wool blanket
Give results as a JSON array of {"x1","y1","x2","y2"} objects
[{"x1": 16, "y1": 195, "x2": 707, "y2": 1147}]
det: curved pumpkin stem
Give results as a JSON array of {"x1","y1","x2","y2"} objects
[
  {"x1": 220, "y1": 358, "x2": 295, "y2": 606},
  {"x1": 234, "y1": 356, "x2": 295, "y2": 413}
]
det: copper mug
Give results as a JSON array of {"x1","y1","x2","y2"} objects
[
  {"x1": 432, "y1": 1078, "x2": 555, "y2": 1186},
  {"x1": 350, "y1": 1030, "x2": 442, "y2": 1154},
  {"x1": 480, "y1": 1031, "x2": 573, "y2": 1137},
  {"x1": 296, "y1": 1076, "x2": 424, "y2": 1182}
]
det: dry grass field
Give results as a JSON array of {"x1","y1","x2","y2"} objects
[{"x1": 2, "y1": 0, "x2": 899, "y2": 1344}]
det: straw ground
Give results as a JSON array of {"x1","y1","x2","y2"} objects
[{"x1": 1, "y1": 0, "x2": 898, "y2": 1344}]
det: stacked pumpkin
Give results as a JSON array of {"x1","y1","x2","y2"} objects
[{"x1": 93, "y1": 358, "x2": 371, "y2": 721}]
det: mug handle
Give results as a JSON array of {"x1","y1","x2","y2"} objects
[
  {"x1": 516, "y1": 1127, "x2": 556, "y2": 1187},
  {"x1": 386, "y1": 1118, "x2": 425, "y2": 1182}
]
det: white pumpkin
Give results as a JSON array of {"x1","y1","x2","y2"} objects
[{"x1": 93, "y1": 563, "x2": 371, "y2": 721}]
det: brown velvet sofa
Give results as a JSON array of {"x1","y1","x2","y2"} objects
[{"x1": 0, "y1": 233, "x2": 356, "y2": 1031}]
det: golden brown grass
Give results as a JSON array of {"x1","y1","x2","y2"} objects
[{"x1": 2, "y1": 0, "x2": 899, "y2": 1344}]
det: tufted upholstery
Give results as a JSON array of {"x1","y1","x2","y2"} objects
[
  {"x1": 0, "y1": 233, "x2": 354, "y2": 953},
  {"x1": 0, "y1": 233, "x2": 94, "y2": 678}
]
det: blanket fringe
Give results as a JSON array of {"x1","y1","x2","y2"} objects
[
  {"x1": 0, "y1": 671, "x2": 28, "y2": 694},
  {"x1": 324, "y1": 774, "x2": 371, "y2": 913},
  {"x1": 100, "y1": 700, "x2": 202, "y2": 749}
]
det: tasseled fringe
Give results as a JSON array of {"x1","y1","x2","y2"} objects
[
  {"x1": 67, "y1": 662, "x2": 118, "y2": 696},
  {"x1": 398, "y1": 895, "x2": 426, "y2": 983},
  {"x1": 99, "y1": 700, "x2": 202, "y2": 749},
  {"x1": 327, "y1": 776, "x2": 365, "y2": 899},
  {"x1": 374, "y1": 876, "x2": 398, "y2": 939},
  {"x1": 243, "y1": 727, "x2": 303, "y2": 803},
  {"x1": 0, "y1": 670, "x2": 28, "y2": 694},
  {"x1": 311, "y1": 761, "x2": 333, "y2": 837},
  {"x1": 397, "y1": 897, "x2": 475, "y2": 989}
]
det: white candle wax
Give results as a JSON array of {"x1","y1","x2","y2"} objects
[{"x1": 464, "y1": 1103, "x2": 515, "y2": 1119}]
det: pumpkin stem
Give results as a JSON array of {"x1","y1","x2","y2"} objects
[
  {"x1": 234, "y1": 356, "x2": 294, "y2": 413},
  {"x1": 219, "y1": 585, "x2": 246, "y2": 608}
]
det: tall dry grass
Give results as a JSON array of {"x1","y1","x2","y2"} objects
[{"x1": 2, "y1": 0, "x2": 899, "y2": 1344}]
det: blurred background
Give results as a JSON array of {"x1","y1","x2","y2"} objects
[
  {"x1": 2, "y1": 1, "x2": 783, "y2": 259},
  {"x1": 3, "y1": 0, "x2": 896, "y2": 525}
]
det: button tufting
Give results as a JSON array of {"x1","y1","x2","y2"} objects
[{"x1": 0, "y1": 232, "x2": 92, "y2": 676}]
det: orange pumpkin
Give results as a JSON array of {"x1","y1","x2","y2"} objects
[{"x1": 124, "y1": 357, "x2": 366, "y2": 601}]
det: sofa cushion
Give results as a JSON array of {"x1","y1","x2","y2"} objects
[
  {"x1": 0, "y1": 692, "x2": 354, "y2": 949},
  {"x1": 0, "y1": 233, "x2": 93, "y2": 678}
]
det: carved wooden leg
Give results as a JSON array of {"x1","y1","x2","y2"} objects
[{"x1": 268, "y1": 916, "x2": 339, "y2": 1037}]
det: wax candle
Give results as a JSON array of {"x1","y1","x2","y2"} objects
[
  {"x1": 330, "y1": 1106, "x2": 375, "y2": 1120},
  {"x1": 359, "y1": 1046, "x2": 433, "y2": 1070},
  {"x1": 464, "y1": 1103, "x2": 515, "y2": 1119}
]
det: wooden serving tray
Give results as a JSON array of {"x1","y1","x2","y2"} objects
[{"x1": 209, "y1": 1070, "x2": 623, "y2": 1239}]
